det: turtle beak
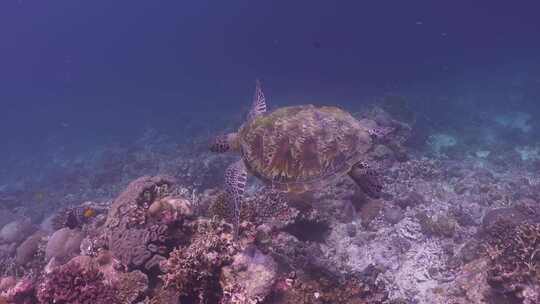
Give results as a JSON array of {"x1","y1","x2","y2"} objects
[{"x1": 210, "y1": 135, "x2": 230, "y2": 153}]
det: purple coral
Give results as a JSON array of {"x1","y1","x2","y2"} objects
[
  {"x1": 0, "y1": 277, "x2": 36, "y2": 304},
  {"x1": 36, "y1": 260, "x2": 119, "y2": 304},
  {"x1": 103, "y1": 176, "x2": 176, "y2": 272},
  {"x1": 160, "y1": 219, "x2": 237, "y2": 303}
]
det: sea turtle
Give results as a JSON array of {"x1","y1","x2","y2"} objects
[{"x1": 211, "y1": 80, "x2": 385, "y2": 238}]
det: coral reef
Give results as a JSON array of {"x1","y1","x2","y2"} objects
[
  {"x1": 5, "y1": 102, "x2": 540, "y2": 303},
  {"x1": 220, "y1": 246, "x2": 278, "y2": 303},
  {"x1": 160, "y1": 219, "x2": 238, "y2": 302},
  {"x1": 37, "y1": 257, "x2": 118, "y2": 304},
  {"x1": 45, "y1": 228, "x2": 84, "y2": 263},
  {"x1": 269, "y1": 268, "x2": 388, "y2": 304},
  {"x1": 102, "y1": 175, "x2": 179, "y2": 271},
  {"x1": 0, "y1": 277, "x2": 36, "y2": 304},
  {"x1": 15, "y1": 231, "x2": 46, "y2": 266},
  {"x1": 485, "y1": 222, "x2": 540, "y2": 303},
  {"x1": 0, "y1": 219, "x2": 34, "y2": 245}
]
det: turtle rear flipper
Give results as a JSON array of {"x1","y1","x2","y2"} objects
[
  {"x1": 247, "y1": 79, "x2": 267, "y2": 120},
  {"x1": 225, "y1": 160, "x2": 248, "y2": 240},
  {"x1": 348, "y1": 162, "x2": 383, "y2": 199}
]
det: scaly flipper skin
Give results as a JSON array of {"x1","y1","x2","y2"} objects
[
  {"x1": 348, "y1": 162, "x2": 383, "y2": 199},
  {"x1": 210, "y1": 134, "x2": 231, "y2": 153},
  {"x1": 225, "y1": 160, "x2": 248, "y2": 240},
  {"x1": 247, "y1": 79, "x2": 267, "y2": 120}
]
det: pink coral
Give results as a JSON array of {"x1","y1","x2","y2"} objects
[
  {"x1": 36, "y1": 259, "x2": 119, "y2": 304},
  {"x1": 0, "y1": 277, "x2": 36, "y2": 304}
]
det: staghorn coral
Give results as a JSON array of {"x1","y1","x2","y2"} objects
[
  {"x1": 160, "y1": 219, "x2": 238, "y2": 303},
  {"x1": 36, "y1": 258, "x2": 119, "y2": 304},
  {"x1": 485, "y1": 222, "x2": 540, "y2": 303}
]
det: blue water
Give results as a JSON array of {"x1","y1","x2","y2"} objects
[{"x1": 1, "y1": 0, "x2": 540, "y2": 186}]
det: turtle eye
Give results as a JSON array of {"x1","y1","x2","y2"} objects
[{"x1": 210, "y1": 135, "x2": 230, "y2": 153}]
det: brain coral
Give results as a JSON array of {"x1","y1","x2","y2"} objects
[{"x1": 103, "y1": 175, "x2": 176, "y2": 271}]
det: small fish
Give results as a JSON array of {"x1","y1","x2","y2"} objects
[{"x1": 82, "y1": 207, "x2": 97, "y2": 218}]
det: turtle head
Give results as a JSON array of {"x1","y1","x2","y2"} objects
[{"x1": 210, "y1": 132, "x2": 239, "y2": 153}]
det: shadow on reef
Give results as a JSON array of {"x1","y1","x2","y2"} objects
[{"x1": 282, "y1": 218, "x2": 330, "y2": 243}]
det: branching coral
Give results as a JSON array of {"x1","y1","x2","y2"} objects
[
  {"x1": 160, "y1": 219, "x2": 238, "y2": 303},
  {"x1": 209, "y1": 189, "x2": 298, "y2": 238},
  {"x1": 36, "y1": 259, "x2": 119, "y2": 304},
  {"x1": 485, "y1": 222, "x2": 540, "y2": 303}
]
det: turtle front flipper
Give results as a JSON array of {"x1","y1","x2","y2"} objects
[
  {"x1": 348, "y1": 162, "x2": 383, "y2": 199},
  {"x1": 247, "y1": 79, "x2": 267, "y2": 120},
  {"x1": 225, "y1": 160, "x2": 248, "y2": 240}
]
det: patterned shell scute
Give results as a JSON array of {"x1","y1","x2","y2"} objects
[{"x1": 238, "y1": 105, "x2": 372, "y2": 191}]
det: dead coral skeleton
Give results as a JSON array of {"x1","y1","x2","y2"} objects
[{"x1": 485, "y1": 223, "x2": 540, "y2": 302}]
